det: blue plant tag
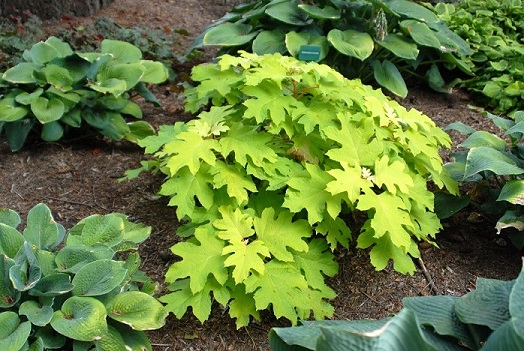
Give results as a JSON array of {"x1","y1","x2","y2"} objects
[{"x1": 298, "y1": 45, "x2": 321, "y2": 62}]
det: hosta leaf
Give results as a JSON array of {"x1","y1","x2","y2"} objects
[
  {"x1": 15, "y1": 88, "x2": 44, "y2": 105},
  {"x1": 254, "y1": 207, "x2": 311, "y2": 262},
  {"x1": 106, "y1": 291, "x2": 167, "y2": 330},
  {"x1": 203, "y1": 23, "x2": 258, "y2": 46},
  {"x1": 31, "y1": 96, "x2": 65, "y2": 124},
  {"x1": 376, "y1": 34, "x2": 419, "y2": 60},
  {"x1": 41, "y1": 121, "x2": 64, "y2": 142},
  {"x1": 72, "y1": 259, "x2": 127, "y2": 296},
  {"x1": 9, "y1": 243, "x2": 42, "y2": 291},
  {"x1": 98, "y1": 112, "x2": 131, "y2": 140},
  {"x1": 4, "y1": 118, "x2": 35, "y2": 151},
  {"x1": 284, "y1": 163, "x2": 341, "y2": 225},
  {"x1": 0, "y1": 209, "x2": 21, "y2": 228},
  {"x1": 94, "y1": 325, "x2": 126, "y2": 351},
  {"x1": 44, "y1": 36, "x2": 74, "y2": 57},
  {"x1": 138, "y1": 60, "x2": 168, "y2": 84},
  {"x1": 298, "y1": 4, "x2": 340, "y2": 19},
  {"x1": 66, "y1": 214, "x2": 125, "y2": 248},
  {"x1": 285, "y1": 31, "x2": 329, "y2": 60},
  {"x1": 55, "y1": 244, "x2": 115, "y2": 273},
  {"x1": 50, "y1": 296, "x2": 108, "y2": 341},
  {"x1": 0, "y1": 256, "x2": 20, "y2": 308},
  {"x1": 164, "y1": 225, "x2": 228, "y2": 294},
  {"x1": 110, "y1": 324, "x2": 152, "y2": 351},
  {"x1": 27, "y1": 41, "x2": 62, "y2": 64},
  {"x1": 460, "y1": 131, "x2": 506, "y2": 151},
  {"x1": 400, "y1": 20, "x2": 441, "y2": 49},
  {"x1": 265, "y1": 1, "x2": 310, "y2": 26},
  {"x1": 0, "y1": 312, "x2": 32, "y2": 351},
  {"x1": 384, "y1": 0, "x2": 439, "y2": 23},
  {"x1": 19, "y1": 300, "x2": 54, "y2": 326},
  {"x1": 97, "y1": 63, "x2": 145, "y2": 90},
  {"x1": 101, "y1": 39, "x2": 142, "y2": 63},
  {"x1": 2, "y1": 62, "x2": 41, "y2": 84},
  {"x1": 30, "y1": 273, "x2": 74, "y2": 297},
  {"x1": 464, "y1": 147, "x2": 524, "y2": 179},
  {"x1": 327, "y1": 29, "x2": 374, "y2": 60},
  {"x1": 253, "y1": 30, "x2": 287, "y2": 55},
  {"x1": 24, "y1": 203, "x2": 61, "y2": 250},
  {"x1": 35, "y1": 326, "x2": 66, "y2": 349},
  {"x1": 495, "y1": 210, "x2": 524, "y2": 236},
  {"x1": 371, "y1": 59, "x2": 408, "y2": 98},
  {"x1": 0, "y1": 98, "x2": 29, "y2": 122},
  {"x1": 41, "y1": 64, "x2": 74, "y2": 89},
  {"x1": 88, "y1": 78, "x2": 127, "y2": 97},
  {"x1": 0, "y1": 223, "x2": 24, "y2": 258},
  {"x1": 498, "y1": 180, "x2": 524, "y2": 205}
]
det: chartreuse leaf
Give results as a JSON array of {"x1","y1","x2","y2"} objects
[
  {"x1": 106, "y1": 291, "x2": 167, "y2": 330},
  {"x1": 31, "y1": 97, "x2": 65, "y2": 123},
  {"x1": 228, "y1": 284, "x2": 259, "y2": 329},
  {"x1": 327, "y1": 161, "x2": 373, "y2": 204},
  {"x1": 315, "y1": 216, "x2": 352, "y2": 250},
  {"x1": 210, "y1": 161, "x2": 257, "y2": 205},
  {"x1": 284, "y1": 163, "x2": 342, "y2": 225},
  {"x1": 254, "y1": 208, "x2": 311, "y2": 262},
  {"x1": 163, "y1": 131, "x2": 219, "y2": 175},
  {"x1": 19, "y1": 299, "x2": 54, "y2": 326},
  {"x1": 72, "y1": 259, "x2": 127, "y2": 296},
  {"x1": 373, "y1": 155, "x2": 414, "y2": 194},
  {"x1": 292, "y1": 239, "x2": 337, "y2": 292},
  {"x1": 165, "y1": 225, "x2": 228, "y2": 294},
  {"x1": 214, "y1": 206, "x2": 255, "y2": 243},
  {"x1": 97, "y1": 63, "x2": 146, "y2": 90},
  {"x1": 51, "y1": 296, "x2": 108, "y2": 341},
  {"x1": 0, "y1": 311, "x2": 31, "y2": 351},
  {"x1": 223, "y1": 239, "x2": 270, "y2": 284}
]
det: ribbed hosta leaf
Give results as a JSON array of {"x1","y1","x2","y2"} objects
[
  {"x1": 72, "y1": 259, "x2": 127, "y2": 296},
  {"x1": 19, "y1": 300, "x2": 54, "y2": 326},
  {"x1": 101, "y1": 39, "x2": 142, "y2": 63},
  {"x1": 0, "y1": 312, "x2": 32, "y2": 351},
  {"x1": 0, "y1": 224, "x2": 24, "y2": 258},
  {"x1": 327, "y1": 29, "x2": 374, "y2": 60},
  {"x1": 106, "y1": 291, "x2": 167, "y2": 330}
]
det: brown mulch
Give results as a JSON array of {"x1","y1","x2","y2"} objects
[{"x1": 0, "y1": 1, "x2": 522, "y2": 350}]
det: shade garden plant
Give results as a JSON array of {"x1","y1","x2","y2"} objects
[
  {"x1": 189, "y1": 0, "x2": 473, "y2": 98},
  {"x1": 0, "y1": 203, "x2": 167, "y2": 351},
  {"x1": 0, "y1": 36, "x2": 168, "y2": 151},
  {"x1": 123, "y1": 51, "x2": 458, "y2": 327}
]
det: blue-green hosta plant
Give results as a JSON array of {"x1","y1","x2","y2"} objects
[
  {"x1": 0, "y1": 203, "x2": 167, "y2": 351},
  {"x1": 270, "y1": 258, "x2": 524, "y2": 350},
  {"x1": 432, "y1": 0, "x2": 524, "y2": 114},
  {"x1": 123, "y1": 52, "x2": 457, "y2": 327},
  {"x1": 0, "y1": 36, "x2": 169, "y2": 151},
  {"x1": 189, "y1": 0, "x2": 473, "y2": 97},
  {"x1": 437, "y1": 111, "x2": 524, "y2": 249}
]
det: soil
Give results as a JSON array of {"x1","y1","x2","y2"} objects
[{"x1": 1, "y1": 1, "x2": 522, "y2": 350}]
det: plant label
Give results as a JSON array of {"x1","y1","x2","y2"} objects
[{"x1": 298, "y1": 45, "x2": 321, "y2": 62}]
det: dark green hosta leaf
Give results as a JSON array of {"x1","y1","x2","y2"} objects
[
  {"x1": 253, "y1": 30, "x2": 287, "y2": 55},
  {"x1": 23, "y1": 203, "x2": 61, "y2": 250},
  {"x1": 50, "y1": 54, "x2": 91, "y2": 83},
  {"x1": 106, "y1": 291, "x2": 167, "y2": 330},
  {"x1": 55, "y1": 244, "x2": 115, "y2": 274},
  {"x1": 19, "y1": 300, "x2": 54, "y2": 326},
  {"x1": 0, "y1": 312, "x2": 32, "y2": 351},
  {"x1": 444, "y1": 122, "x2": 476, "y2": 135},
  {"x1": 4, "y1": 118, "x2": 35, "y2": 151},
  {"x1": 111, "y1": 324, "x2": 152, "y2": 351},
  {"x1": 496, "y1": 210, "x2": 524, "y2": 238},
  {"x1": 2, "y1": 62, "x2": 42, "y2": 84},
  {"x1": 434, "y1": 192, "x2": 471, "y2": 220},
  {"x1": 298, "y1": 4, "x2": 340, "y2": 19},
  {"x1": 94, "y1": 325, "x2": 127, "y2": 351},
  {"x1": 459, "y1": 131, "x2": 506, "y2": 151},
  {"x1": 0, "y1": 256, "x2": 20, "y2": 308},
  {"x1": 285, "y1": 31, "x2": 329, "y2": 60},
  {"x1": 384, "y1": 0, "x2": 439, "y2": 23},
  {"x1": 376, "y1": 33, "x2": 419, "y2": 60},
  {"x1": 72, "y1": 259, "x2": 127, "y2": 296},
  {"x1": 371, "y1": 59, "x2": 408, "y2": 98},
  {"x1": 0, "y1": 223, "x2": 24, "y2": 258},
  {"x1": 327, "y1": 29, "x2": 374, "y2": 60},
  {"x1": 35, "y1": 326, "x2": 66, "y2": 349},
  {"x1": 30, "y1": 273, "x2": 74, "y2": 297},
  {"x1": 134, "y1": 82, "x2": 160, "y2": 106},
  {"x1": 0, "y1": 209, "x2": 21, "y2": 229},
  {"x1": 41, "y1": 121, "x2": 64, "y2": 142},
  {"x1": 498, "y1": 180, "x2": 524, "y2": 205},
  {"x1": 0, "y1": 98, "x2": 29, "y2": 122},
  {"x1": 99, "y1": 112, "x2": 131, "y2": 140},
  {"x1": 504, "y1": 121, "x2": 524, "y2": 137},
  {"x1": 101, "y1": 39, "x2": 142, "y2": 64},
  {"x1": 463, "y1": 147, "x2": 524, "y2": 179},
  {"x1": 400, "y1": 20, "x2": 441, "y2": 49},
  {"x1": 27, "y1": 337, "x2": 45, "y2": 351},
  {"x1": 124, "y1": 121, "x2": 155, "y2": 144},
  {"x1": 203, "y1": 23, "x2": 259, "y2": 46},
  {"x1": 266, "y1": 1, "x2": 310, "y2": 26},
  {"x1": 66, "y1": 213, "x2": 125, "y2": 248},
  {"x1": 30, "y1": 96, "x2": 65, "y2": 124},
  {"x1": 50, "y1": 296, "x2": 108, "y2": 341}
]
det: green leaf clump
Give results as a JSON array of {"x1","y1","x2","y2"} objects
[
  {"x1": 0, "y1": 36, "x2": 168, "y2": 151},
  {"x1": 0, "y1": 203, "x2": 167, "y2": 351},
  {"x1": 189, "y1": 0, "x2": 473, "y2": 97},
  {"x1": 433, "y1": 0, "x2": 524, "y2": 114},
  {"x1": 438, "y1": 110, "x2": 524, "y2": 249},
  {"x1": 124, "y1": 52, "x2": 457, "y2": 327},
  {"x1": 270, "y1": 258, "x2": 524, "y2": 350}
]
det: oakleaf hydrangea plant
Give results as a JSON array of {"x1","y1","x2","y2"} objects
[{"x1": 124, "y1": 52, "x2": 457, "y2": 327}]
